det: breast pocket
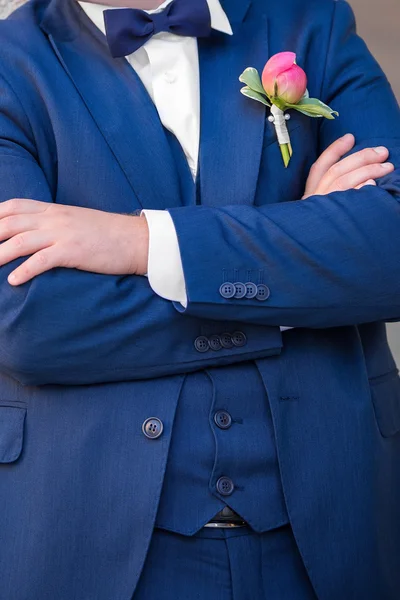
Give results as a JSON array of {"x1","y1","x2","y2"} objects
[
  {"x1": 0, "y1": 401, "x2": 26, "y2": 463},
  {"x1": 369, "y1": 369, "x2": 400, "y2": 438},
  {"x1": 258, "y1": 112, "x2": 317, "y2": 206}
]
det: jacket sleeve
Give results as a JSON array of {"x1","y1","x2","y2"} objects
[
  {"x1": 0, "y1": 74, "x2": 282, "y2": 386},
  {"x1": 168, "y1": 0, "x2": 400, "y2": 329}
]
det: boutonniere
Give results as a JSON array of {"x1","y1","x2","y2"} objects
[{"x1": 239, "y1": 52, "x2": 338, "y2": 168}]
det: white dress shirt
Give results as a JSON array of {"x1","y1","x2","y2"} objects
[{"x1": 78, "y1": 0, "x2": 232, "y2": 306}]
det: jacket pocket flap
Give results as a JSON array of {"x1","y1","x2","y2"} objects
[
  {"x1": 370, "y1": 371, "x2": 400, "y2": 438},
  {"x1": 0, "y1": 406, "x2": 26, "y2": 463}
]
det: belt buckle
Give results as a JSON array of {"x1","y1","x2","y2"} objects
[
  {"x1": 203, "y1": 521, "x2": 247, "y2": 528},
  {"x1": 204, "y1": 507, "x2": 248, "y2": 529}
]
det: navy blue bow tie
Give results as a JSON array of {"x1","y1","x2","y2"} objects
[{"x1": 103, "y1": 0, "x2": 212, "y2": 58}]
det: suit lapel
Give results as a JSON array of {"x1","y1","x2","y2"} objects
[
  {"x1": 40, "y1": 0, "x2": 182, "y2": 211},
  {"x1": 198, "y1": 0, "x2": 269, "y2": 207}
]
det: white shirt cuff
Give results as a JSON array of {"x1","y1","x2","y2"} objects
[
  {"x1": 141, "y1": 209, "x2": 188, "y2": 307},
  {"x1": 141, "y1": 210, "x2": 293, "y2": 330}
]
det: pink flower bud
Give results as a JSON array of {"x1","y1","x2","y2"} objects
[{"x1": 262, "y1": 52, "x2": 307, "y2": 105}]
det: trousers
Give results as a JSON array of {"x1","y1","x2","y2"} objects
[{"x1": 133, "y1": 524, "x2": 318, "y2": 600}]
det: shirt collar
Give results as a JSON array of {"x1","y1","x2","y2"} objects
[{"x1": 78, "y1": 0, "x2": 233, "y2": 37}]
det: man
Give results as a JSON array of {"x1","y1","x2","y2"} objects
[{"x1": 0, "y1": 0, "x2": 399, "y2": 598}]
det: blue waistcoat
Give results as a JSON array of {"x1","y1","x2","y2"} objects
[
  {"x1": 155, "y1": 131, "x2": 289, "y2": 535},
  {"x1": 1, "y1": 1, "x2": 400, "y2": 598}
]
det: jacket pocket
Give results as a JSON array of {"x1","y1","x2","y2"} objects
[
  {"x1": 370, "y1": 369, "x2": 400, "y2": 438},
  {"x1": 0, "y1": 402, "x2": 26, "y2": 463}
]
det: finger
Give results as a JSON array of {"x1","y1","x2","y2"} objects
[
  {"x1": 334, "y1": 162, "x2": 394, "y2": 192},
  {"x1": 305, "y1": 133, "x2": 356, "y2": 192},
  {"x1": 8, "y1": 246, "x2": 61, "y2": 286},
  {"x1": 324, "y1": 146, "x2": 390, "y2": 187},
  {"x1": 355, "y1": 179, "x2": 377, "y2": 190},
  {"x1": 0, "y1": 198, "x2": 49, "y2": 218},
  {"x1": 0, "y1": 215, "x2": 41, "y2": 242},
  {"x1": 0, "y1": 231, "x2": 54, "y2": 267}
]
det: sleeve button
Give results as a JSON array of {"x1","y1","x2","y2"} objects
[
  {"x1": 219, "y1": 283, "x2": 236, "y2": 299},
  {"x1": 233, "y1": 282, "x2": 246, "y2": 299},
  {"x1": 219, "y1": 333, "x2": 234, "y2": 349},
  {"x1": 256, "y1": 284, "x2": 270, "y2": 301},
  {"x1": 231, "y1": 331, "x2": 247, "y2": 347},
  {"x1": 209, "y1": 335, "x2": 222, "y2": 351},
  {"x1": 244, "y1": 282, "x2": 258, "y2": 299},
  {"x1": 194, "y1": 336, "x2": 210, "y2": 353}
]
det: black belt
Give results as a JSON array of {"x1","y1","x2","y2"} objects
[{"x1": 204, "y1": 506, "x2": 248, "y2": 528}]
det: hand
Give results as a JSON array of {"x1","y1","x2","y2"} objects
[
  {"x1": 0, "y1": 200, "x2": 149, "y2": 286},
  {"x1": 302, "y1": 133, "x2": 395, "y2": 199}
]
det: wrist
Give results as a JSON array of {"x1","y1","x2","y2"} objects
[
  {"x1": 134, "y1": 215, "x2": 149, "y2": 275},
  {"x1": 120, "y1": 214, "x2": 149, "y2": 276}
]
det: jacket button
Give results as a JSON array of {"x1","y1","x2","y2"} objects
[
  {"x1": 231, "y1": 331, "x2": 247, "y2": 347},
  {"x1": 244, "y1": 282, "x2": 258, "y2": 299},
  {"x1": 233, "y1": 282, "x2": 246, "y2": 299},
  {"x1": 219, "y1": 332, "x2": 234, "y2": 349},
  {"x1": 216, "y1": 476, "x2": 235, "y2": 496},
  {"x1": 209, "y1": 335, "x2": 222, "y2": 351},
  {"x1": 214, "y1": 410, "x2": 232, "y2": 430},
  {"x1": 219, "y1": 283, "x2": 235, "y2": 299},
  {"x1": 256, "y1": 284, "x2": 270, "y2": 301},
  {"x1": 142, "y1": 417, "x2": 164, "y2": 440},
  {"x1": 194, "y1": 336, "x2": 209, "y2": 353}
]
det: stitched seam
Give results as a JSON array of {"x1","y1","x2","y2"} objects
[
  {"x1": 11, "y1": 347, "x2": 283, "y2": 376},
  {"x1": 223, "y1": 535, "x2": 235, "y2": 600},
  {"x1": 185, "y1": 300, "x2": 400, "y2": 311},
  {"x1": 319, "y1": 0, "x2": 338, "y2": 102},
  {"x1": 129, "y1": 375, "x2": 185, "y2": 589},
  {"x1": 0, "y1": 69, "x2": 37, "y2": 154},
  {"x1": 369, "y1": 368, "x2": 399, "y2": 385}
]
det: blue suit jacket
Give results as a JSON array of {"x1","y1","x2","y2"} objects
[{"x1": 0, "y1": 0, "x2": 399, "y2": 598}]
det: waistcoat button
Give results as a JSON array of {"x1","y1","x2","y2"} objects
[
  {"x1": 214, "y1": 410, "x2": 232, "y2": 430},
  {"x1": 142, "y1": 417, "x2": 164, "y2": 440},
  {"x1": 216, "y1": 476, "x2": 235, "y2": 496}
]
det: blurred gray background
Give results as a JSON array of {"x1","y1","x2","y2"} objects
[
  {"x1": 1, "y1": 0, "x2": 399, "y2": 363},
  {"x1": 348, "y1": 0, "x2": 400, "y2": 364}
]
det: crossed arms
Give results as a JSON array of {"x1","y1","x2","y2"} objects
[{"x1": 0, "y1": 0, "x2": 399, "y2": 386}]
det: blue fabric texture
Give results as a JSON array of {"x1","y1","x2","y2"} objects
[
  {"x1": 134, "y1": 525, "x2": 317, "y2": 599},
  {"x1": 0, "y1": 0, "x2": 398, "y2": 599},
  {"x1": 157, "y1": 130, "x2": 288, "y2": 536},
  {"x1": 0, "y1": 403, "x2": 26, "y2": 463},
  {"x1": 155, "y1": 365, "x2": 288, "y2": 534},
  {"x1": 104, "y1": 0, "x2": 212, "y2": 58}
]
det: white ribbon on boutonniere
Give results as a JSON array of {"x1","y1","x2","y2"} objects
[{"x1": 239, "y1": 52, "x2": 338, "y2": 168}]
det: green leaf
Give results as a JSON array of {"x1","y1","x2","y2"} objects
[
  {"x1": 240, "y1": 86, "x2": 271, "y2": 107},
  {"x1": 291, "y1": 106, "x2": 324, "y2": 118},
  {"x1": 239, "y1": 67, "x2": 266, "y2": 95},
  {"x1": 287, "y1": 97, "x2": 339, "y2": 120},
  {"x1": 271, "y1": 97, "x2": 287, "y2": 111}
]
